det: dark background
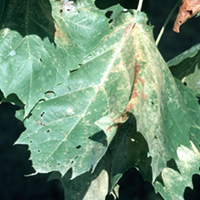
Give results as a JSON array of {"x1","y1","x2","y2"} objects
[{"x1": 1, "y1": 0, "x2": 200, "y2": 199}]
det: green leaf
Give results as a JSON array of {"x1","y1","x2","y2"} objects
[
  {"x1": 15, "y1": 6, "x2": 137, "y2": 178},
  {"x1": 0, "y1": 0, "x2": 113, "y2": 116},
  {"x1": 154, "y1": 145, "x2": 200, "y2": 200},
  {"x1": 15, "y1": 87, "x2": 110, "y2": 178},
  {"x1": 168, "y1": 43, "x2": 200, "y2": 96},
  {"x1": 174, "y1": 79, "x2": 200, "y2": 152},
  {"x1": 47, "y1": 115, "x2": 151, "y2": 200},
  {"x1": 122, "y1": 11, "x2": 192, "y2": 181}
]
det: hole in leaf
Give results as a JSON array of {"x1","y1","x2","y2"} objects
[
  {"x1": 76, "y1": 145, "x2": 81, "y2": 149},
  {"x1": 40, "y1": 112, "x2": 45, "y2": 117},
  {"x1": 197, "y1": 97, "x2": 200, "y2": 104},
  {"x1": 187, "y1": 10, "x2": 193, "y2": 15},
  {"x1": 74, "y1": 156, "x2": 79, "y2": 160},
  {"x1": 105, "y1": 11, "x2": 113, "y2": 18},
  {"x1": 108, "y1": 19, "x2": 113, "y2": 24},
  {"x1": 95, "y1": 0, "x2": 119, "y2": 9}
]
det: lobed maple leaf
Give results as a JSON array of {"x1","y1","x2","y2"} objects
[{"x1": 173, "y1": 0, "x2": 200, "y2": 33}]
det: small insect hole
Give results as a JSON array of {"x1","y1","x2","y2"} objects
[
  {"x1": 187, "y1": 10, "x2": 192, "y2": 15},
  {"x1": 108, "y1": 19, "x2": 113, "y2": 24},
  {"x1": 40, "y1": 112, "x2": 45, "y2": 117},
  {"x1": 76, "y1": 145, "x2": 81, "y2": 149},
  {"x1": 105, "y1": 11, "x2": 113, "y2": 18}
]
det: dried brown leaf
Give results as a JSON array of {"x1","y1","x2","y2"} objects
[{"x1": 173, "y1": 0, "x2": 200, "y2": 33}]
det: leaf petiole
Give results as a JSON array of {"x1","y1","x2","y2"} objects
[
  {"x1": 137, "y1": 0, "x2": 144, "y2": 11},
  {"x1": 155, "y1": 0, "x2": 182, "y2": 46}
]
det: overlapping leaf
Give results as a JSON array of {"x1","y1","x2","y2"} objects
[
  {"x1": 168, "y1": 43, "x2": 200, "y2": 96},
  {"x1": 108, "y1": 10, "x2": 193, "y2": 181},
  {"x1": 154, "y1": 145, "x2": 200, "y2": 200},
  {"x1": 174, "y1": 79, "x2": 200, "y2": 152},
  {"x1": 152, "y1": 80, "x2": 200, "y2": 199},
  {"x1": 47, "y1": 115, "x2": 151, "y2": 200}
]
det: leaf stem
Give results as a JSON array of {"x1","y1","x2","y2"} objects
[
  {"x1": 137, "y1": 0, "x2": 144, "y2": 11},
  {"x1": 155, "y1": 0, "x2": 182, "y2": 46}
]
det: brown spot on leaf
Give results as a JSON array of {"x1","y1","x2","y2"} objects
[
  {"x1": 38, "y1": 121, "x2": 45, "y2": 126},
  {"x1": 55, "y1": 23, "x2": 69, "y2": 46},
  {"x1": 140, "y1": 77, "x2": 145, "y2": 86},
  {"x1": 126, "y1": 102, "x2": 134, "y2": 111},
  {"x1": 125, "y1": 62, "x2": 141, "y2": 112},
  {"x1": 106, "y1": 126, "x2": 111, "y2": 133},
  {"x1": 124, "y1": 23, "x2": 135, "y2": 35},
  {"x1": 142, "y1": 92, "x2": 147, "y2": 100}
]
